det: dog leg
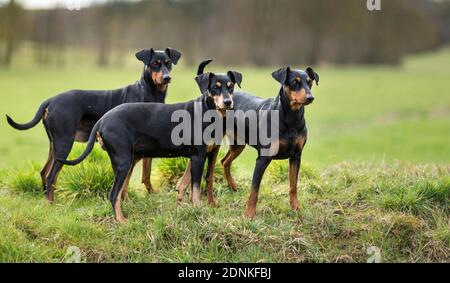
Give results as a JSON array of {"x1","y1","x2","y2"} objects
[
  {"x1": 289, "y1": 155, "x2": 301, "y2": 211},
  {"x1": 245, "y1": 156, "x2": 271, "y2": 219},
  {"x1": 40, "y1": 147, "x2": 54, "y2": 191},
  {"x1": 121, "y1": 161, "x2": 136, "y2": 202},
  {"x1": 221, "y1": 145, "x2": 245, "y2": 191},
  {"x1": 190, "y1": 154, "x2": 206, "y2": 207},
  {"x1": 176, "y1": 161, "x2": 191, "y2": 204},
  {"x1": 141, "y1": 158, "x2": 154, "y2": 193},
  {"x1": 41, "y1": 124, "x2": 54, "y2": 191},
  {"x1": 45, "y1": 140, "x2": 73, "y2": 203},
  {"x1": 205, "y1": 147, "x2": 220, "y2": 207},
  {"x1": 45, "y1": 161, "x2": 63, "y2": 203},
  {"x1": 110, "y1": 160, "x2": 133, "y2": 224}
]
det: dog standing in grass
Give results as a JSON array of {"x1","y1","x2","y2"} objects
[
  {"x1": 6, "y1": 48, "x2": 181, "y2": 202},
  {"x1": 223, "y1": 66, "x2": 319, "y2": 218},
  {"x1": 57, "y1": 61, "x2": 242, "y2": 223},
  {"x1": 176, "y1": 66, "x2": 319, "y2": 218}
]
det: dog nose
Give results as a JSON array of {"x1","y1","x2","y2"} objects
[
  {"x1": 163, "y1": 74, "x2": 171, "y2": 83},
  {"x1": 306, "y1": 96, "x2": 314, "y2": 102},
  {"x1": 223, "y1": 98, "x2": 232, "y2": 107}
]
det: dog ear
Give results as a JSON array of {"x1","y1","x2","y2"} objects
[
  {"x1": 195, "y1": 72, "x2": 213, "y2": 94},
  {"x1": 227, "y1": 71, "x2": 242, "y2": 88},
  {"x1": 165, "y1": 48, "x2": 181, "y2": 65},
  {"x1": 306, "y1": 67, "x2": 319, "y2": 86},
  {"x1": 272, "y1": 67, "x2": 290, "y2": 85},
  {"x1": 135, "y1": 48, "x2": 154, "y2": 65}
]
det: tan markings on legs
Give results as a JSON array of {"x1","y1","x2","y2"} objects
[
  {"x1": 114, "y1": 194, "x2": 127, "y2": 223},
  {"x1": 121, "y1": 164, "x2": 135, "y2": 202},
  {"x1": 176, "y1": 162, "x2": 191, "y2": 204},
  {"x1": 244, "y1": 188, "x2": 259, "y2": 219},
  {"x1": 192, "y1": 182, "x2": 201, "y2": 207},
  {"x1": 221, "y1": 146, "x2": 245, "y2": 191},
  {"x1": 289, "y1": 160, "x2": 300, "y2": 211},
  {"x1": 205, "y1": 148, "x2": 220, "y2": 207},
  {"x1": 40, "y1": 147, "x2": 54, "y2": 188},
  {"x1": 296, "y1": 135, "x2": 307, "y2": 150},
  {"x1": 115, "y1": 169, "x2": 133, "y2": 224},
  {"x1": 141, "y1": 158, "x2": 154, "y2": 193},
  {"x1": 47, "y1": 165, "x2": 62, "y2": 203}
]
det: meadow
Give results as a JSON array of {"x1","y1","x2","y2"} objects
[{"x1": 0, "y1": 47, "x2": 448, "y2": 262}]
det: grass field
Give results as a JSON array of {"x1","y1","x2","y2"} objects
[{"x1": 0, "y1": 47, "x2": 449, "y2": 262}]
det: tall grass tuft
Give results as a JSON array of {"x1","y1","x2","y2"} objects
[
  {"x1": 378, "y1": 177, "x2": 450, "y2": 215},
  {"x1": 153, "y1": 151, "x2": 234, "y2": 190},
  {"x1": 58, "y1": 144, "x2": 114, "y2": 201},
  {"x1": 8, "y1": 162, "x2": 42, "y2": 194},
  {"x1": 154, "y1": 157, "x2": 189, "y2": 190}
]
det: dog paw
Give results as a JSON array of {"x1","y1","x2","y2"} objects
[
  {"x1": 116, "y1": 216, "x2": 128, "y2": 224},
  {"x1": 244, "y1": 208, "x2": 256, "y2": 219},
  {"x1": 290, "y1": 199, "x2": 300, "y2": 211},
  {"x1": 208, "y1": 198, "x2": 219, "y2": 208},
  {"x1": 229, "y1": 183, "x2": 239, "y2": 192}
]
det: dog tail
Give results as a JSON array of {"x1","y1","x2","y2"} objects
[
  {"x1": 197, "y1": 59, "x2": 213, "y2": 75},
  {"x1": 57, "y1": 122, "x2": 101, "y2": 166},
  {"x1": 6, "y1": 99, "x2": 51, "y2": 130}
]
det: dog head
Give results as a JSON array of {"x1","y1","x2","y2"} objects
[
  {"x1": 272, "y1": 66, "x2": 319, "y2": 111},
  {"x1": 136, "y1": 48, "x2": 181, "y2": 90},
  {"x1": 195, "y1": 70, "x2": 242, "y2": 117}
]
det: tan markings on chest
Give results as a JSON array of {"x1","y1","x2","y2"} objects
[
  {"x1": 269, "y1": 139, "x2": 288, "y2": 156},
  {"x1": 296, "y1": 135, "x2": 307, "y2": 150}
]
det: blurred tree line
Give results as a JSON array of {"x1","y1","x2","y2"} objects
[{"x1": 0, "y1": 0, "x2": 449, "y2": 68}]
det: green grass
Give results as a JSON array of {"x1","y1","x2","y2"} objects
[
  {"x1": 153, "y1": 151, "x2": 233, "y2": 190},
  {"x1": 0, "y1": 161, "x2": 448, "y2": 262},
  {"x1": 1, "y1": 46, "x2": 449, "y2": 168},
  {"x1": 57, "y1": 145, "x2": 115, "y2": 202},
  {"x1": 0, "y1": 46, "x2": 449, "y2": 262}
]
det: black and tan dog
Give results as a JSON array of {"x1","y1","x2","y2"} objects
[
  {"x1": 175, "y1": 60, "x2": 225, "y2": 206},
  {"x1": 6, "y1": 48, "x2": 181, "y2": 202},
  {"x1": 177, "y1": 66, "x2": 319, "y2": 218},
  {"x1": 57, "y1": 61, "x2": 242, "y2": 223},
  {"x1": 225, "y1": 66, "x2": 319, "y2": 218}
]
